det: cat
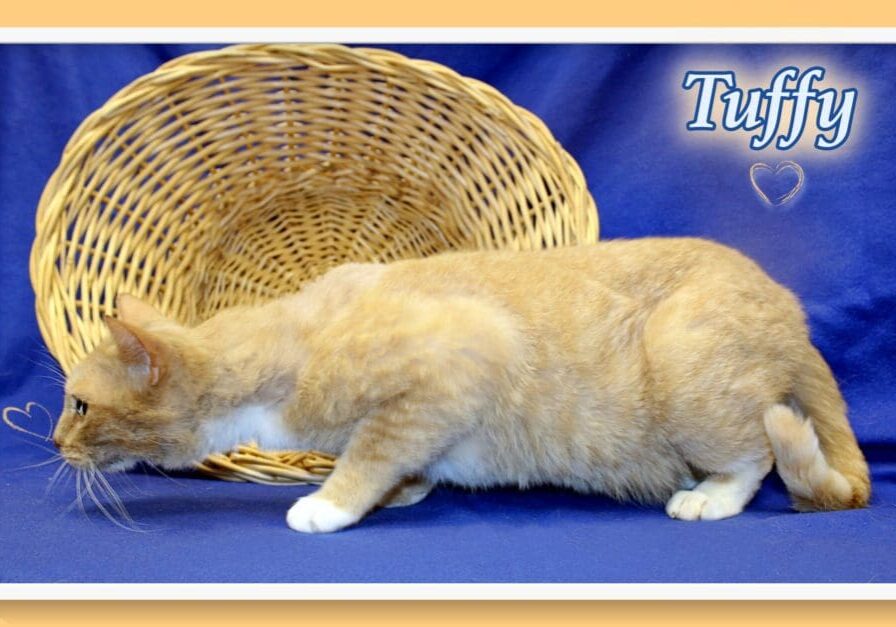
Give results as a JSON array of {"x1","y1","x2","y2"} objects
[{"x1": 52, "y1": 237, "x2": 870, "y2": 533}]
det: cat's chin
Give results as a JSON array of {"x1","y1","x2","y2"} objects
[
  {"x1": 154, "y1": 456, "x2": 201, "y2": 472},
  {"x1": 103, "y1": 458, "x2": 139, "y2": 473}
]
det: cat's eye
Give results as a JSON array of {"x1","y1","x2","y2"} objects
[{"x1": 74, "y1": 397, "x2": 88, "y2": 417}]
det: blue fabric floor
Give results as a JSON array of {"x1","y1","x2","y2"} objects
[{"x1": 2, "y1": 390, "x2": 895, "y2": 583}]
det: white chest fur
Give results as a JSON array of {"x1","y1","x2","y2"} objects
[{"x1": 199, "y1": 403, "x2": 298, "y2": 456}]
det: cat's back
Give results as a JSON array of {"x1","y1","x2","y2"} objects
[
  {"x1": 299, "y1": 237, "x2": 795, "y2": 336},
  {"x1": 376, "y1": 237, "x2": 776, "y2": 303}
]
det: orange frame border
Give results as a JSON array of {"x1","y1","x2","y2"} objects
[
  {"x1": 0, "y1": 0, "x2": 895, "y2": 27},
  {"x1": 1, "y1": 601, "x2": 896, "y2": 625}
]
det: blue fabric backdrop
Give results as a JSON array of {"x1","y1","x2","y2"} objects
[{"x1": 1, "y1": 44, "x2": 894, "y2": 583}]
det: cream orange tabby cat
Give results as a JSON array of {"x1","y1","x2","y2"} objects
[{"x1": 52, "y1": 238, "x2": 870, "y2": 533}]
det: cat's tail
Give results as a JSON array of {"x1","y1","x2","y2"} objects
[{"x1": 763, "y1": 346, "x2": 870, "y2": 511}]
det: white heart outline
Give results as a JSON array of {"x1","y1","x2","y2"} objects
[{"x1": 749, "y1": 160, "x2": 805, "y2": 206}]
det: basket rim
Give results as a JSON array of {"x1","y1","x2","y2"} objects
[
  {"x1": 31, "y1": 42, "x2": 599, "y2": 373},
  {"x1": 34, "y1": 43, "x2": 596, "y2": 223}
]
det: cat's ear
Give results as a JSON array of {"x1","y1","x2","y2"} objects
[
  {"x1": 103, "y1": 315, "x2": 167, "y2": 386},
  {"x1": 116, "y1": 294, "x2": 168, "y2": 327}
]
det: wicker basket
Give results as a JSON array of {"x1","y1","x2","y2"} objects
[{"x1": 30, "y1": 43, "x2": 598, "y2": 484}]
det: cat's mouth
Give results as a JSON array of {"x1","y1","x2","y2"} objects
[
  {"x1": 60, "y1": 452, "x2": 90, "y2": 469},
  {"x1": 61, "y1": 451, "x2": 137, "y2": 473}
]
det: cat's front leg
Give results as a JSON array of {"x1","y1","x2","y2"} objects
[
  {"x1": 286, "y1": 403, "x2": 470, "y2": 534},
  {"x1": 379, "y1": 476, "x2": 434, "y2": 508},
  {"x1": 286, "y1": 478, "x2": 435, "y2": 533}
]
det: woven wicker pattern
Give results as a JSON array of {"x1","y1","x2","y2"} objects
[
  {"x1": 196, "y1": 446, "x2": 336, "y2": 485},
  {"x1": 31, "y1": 43, "x2": 598, "y2": 484}
]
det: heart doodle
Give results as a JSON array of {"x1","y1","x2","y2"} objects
[
  {"x1": 749, "y1": 161, "x2": 805, "y2": 206},
  {"x1": 3, "y1": 401, "x2": 54, "y2": 441}
]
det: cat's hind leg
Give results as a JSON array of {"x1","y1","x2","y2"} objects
[{"x1": 666, "y1": 455, "x2": 773, "y2": 521}]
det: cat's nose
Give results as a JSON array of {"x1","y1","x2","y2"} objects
[{"x1": 52, "y1": 434, "x2": 62, "y2": 449}]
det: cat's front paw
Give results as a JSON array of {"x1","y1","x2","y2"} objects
[{"x1": 286, "y1": 494, "x2": 359, "y2": 533}]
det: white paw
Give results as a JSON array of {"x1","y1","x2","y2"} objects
[
  {"x1": 286, "y1": 494, "x2": 358, "y2": 533},
  {"x1": 666, "y1": 489, "x2": 747, "y2": 521},
  {"x1": 699, "y1": 493, "x2": 746, "y2": 520},
  {"x1": 666, "y1": 489, "x2": 709, "y2": 520}
]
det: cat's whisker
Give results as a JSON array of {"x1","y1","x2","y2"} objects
[
  {"x1": 110, "y1": 468, "x2": 144, "y2": 497},
  {"x1": 64, "y1": 496, "x2": 80, "y2": 515},
  {"x1": 59, "y1": 468, "x2": 82, "y2": 510},
  {"x1": 83, "y1": 470, "x2": 121, "y2": 525},
  {"x1": 24, "y1": 356, "x2": 68, "y2": 391},
  {"x1": 24, "y1": 353, "x2": 63, "y2": 377},
  {"x1": 99, "y1": 473, "x2": 146, "y2": 531},
  {"x1": 46, "y1": 363, "x2": 65, "y2": 379},
  {"x1": 74, "y1": 470, "x2": 87, "y2": 515},
  {"x1": 62, "y1": 464, "x2": 74, "y2": 489},
  {"x1": 27, "y1": 350, "x2": 65, "y2": 378},
  {"x1": 5, "y1": 454, "x2": 64, "y2": 472},
  {"x1": 45, "y1": 461, "x2": 70, "y2": 495},
  {"x1": 58, "y1": 466, "x2": 79, "y2": 511},
  {"x1": 143, "y1": 461, "x2": 188, "y2": 489},
  {"x1": 10, "y1": 436, "x2": 59, "y2": 457},
  {"x1": 82, "y1": 468, "x2": 146, "y2": 532},
  {"x1": 39, "y1": 365, "x2": 64, "y2": 380},
  {"x1": 33, "y1": 374, "x2": 65, "y2": 386},
  {"x1": 93, "y1": 470, "x2": 142, "y2": 527},
  {"x1": 48, "y1": 460, "x2": 67, "y2": 483}
]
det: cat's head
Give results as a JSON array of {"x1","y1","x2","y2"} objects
[{"x1": 53, "y1": 295, "x2": 208, "y2": 472}]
